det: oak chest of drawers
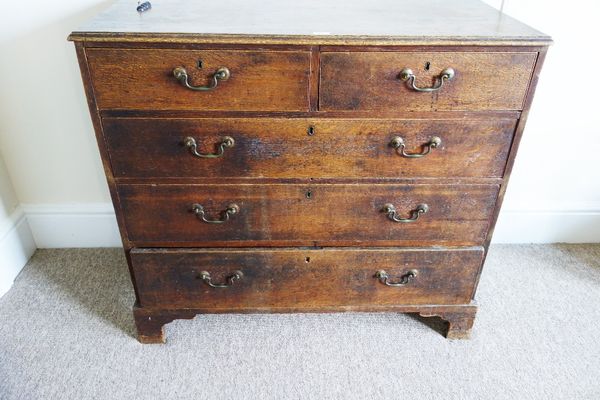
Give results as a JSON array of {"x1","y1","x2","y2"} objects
[{"x1": 69, "y1": 0, "x2": 550, "y2": 343}]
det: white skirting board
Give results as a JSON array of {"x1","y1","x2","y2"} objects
[
  {"x1": 0, "y1": 207, "x2": 36, "y2": 296},
  {"x1": 19, "y1": 202, "x2": 600, "y2": 248},
  {"x1": 23, "y1": 203, "x2": 122, "y2": 248},
  {"x1": 1, "y1": 202, "x2": 598, "y2": 297},
  {"x1": 492, "y1": 209, "x2": 600, "y2": 243}
]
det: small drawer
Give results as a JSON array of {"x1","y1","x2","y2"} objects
[
  {"x1": 86, "y1": 48, "x2": 311, "y2": 111},
  {"x1": 319, "y1": 51, "x2": 537, "y2": 111},
  {"x1": 117, "y1": 183, "x2": 499, "y2": 247},
  {"x1": 103, "y1": 118, "x2": 516, "y2": 179},
  {"x1": 130, "y1": 247, "x2": 484, "y2": 309}
]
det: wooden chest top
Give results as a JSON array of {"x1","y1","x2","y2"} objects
[{"x1": 69, "y1": 0, "x2": 550, "y2": 46}]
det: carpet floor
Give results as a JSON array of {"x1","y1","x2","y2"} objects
[{"x1": 0, "y1": 245, "x2": 599, "y2": 399}]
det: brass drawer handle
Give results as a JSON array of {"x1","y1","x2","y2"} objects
[
  {"x1": 192, "y1": 203, "x2": 239, "y2": 224},
  {"x1": 199, "y1": 270, "x2": 243, "y2": 288},
  {"x1": 173, "y1": 66, "x2": 230, "y2": 91},
  {"x1": 399, "y1": 67, "x2": 455, "y2": 92},
  {"x1": 375, "y1": 269, "x2": 418, "y2": 287},
  {"x1": 382, "y1": 203, "x2": 429, "y2": 223},
  {"x1": 184, "y1": 136, "x2": 235, "y2": 158},
  {"x1": 390, "y1": 136, "x2": 441, "y2": 158}
]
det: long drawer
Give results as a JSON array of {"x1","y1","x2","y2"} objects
[
  {"x1": 320, "y1": 51, "x2": 536, "y2": 111},
  {"x1": 86, "y1": 49, "x2": 311, "y2": 111},
  {"x1": 118, "y1": 183, "x2": 499, "y2": 246},
  {"x1": 104, "y1": 118, "x2": 516, "y2": 179},
  {"x1": 130, "y1": 247, "x2": 484, "y2": 309}
]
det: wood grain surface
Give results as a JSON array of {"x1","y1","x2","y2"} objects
[
  {"x1": 103, "y1": 117, "x2": 516, "y2": 179},
  {"x1": 68, "y1": 0, "x2": 551, "y2": 46},
  {"x1": 69, "y1": 1, "x2": 550, "y2": 342},
  {"x1": 117, "y1": 183, "x2": 499, "y2": 246},
  {"x1": 130, "y1": 247, "x2": 484, "y2": 309},
  {"x1": 133, "y1": 302, "x2": 478, "y2": 343},
  {"x1": 320, "y1": 51, "x2": 537, "y2": 111},
  {"x1": 87, "y1": 48, "x2": 311, "y2": 111}
]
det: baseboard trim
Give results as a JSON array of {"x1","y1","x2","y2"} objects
[
  {"x1": 18, "y1": 203, "x2": 600, "y2": 248},
  {"x1": 0, "y1": 207, "x2": 36, "y2": 296},
  {"x1": 22, "y1": 203, "x2": 121, "y2": 248},
  {"x1": 3, "y1": 202, "x2": 596, "y2": 297},
  {"x1": 492, "y1": 209, "x2": 600, "y2": 243}
]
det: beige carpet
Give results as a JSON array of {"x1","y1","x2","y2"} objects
[{"x1": 0, "y1": 245, "x2": 599, "y2": 399}]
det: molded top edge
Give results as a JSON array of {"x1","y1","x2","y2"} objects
[{"x1": 69, "y1": 0, "x2": 551, "y2": 45}]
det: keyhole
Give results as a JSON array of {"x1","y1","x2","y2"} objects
[
  {"x1": 307, "y1": 126, "x2": 315, "y2": 136},
  {"x1": 305, "y1": 257, "x2": 311, "y2": 263},
  {"x1": 306, "y1": 190, "x2": 312, "y2": 199},
  {"x1": 197, "y1": 59, "x2": 203, "y2": 69},
  {"x1": 424, "y1": 62, "x2": 431, "y2": 71}
]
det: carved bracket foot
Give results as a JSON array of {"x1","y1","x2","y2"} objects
[
  {"x1": 132, "y1": 303, "x2": 478, "y2": 343},
  {"x1": 418, "y1": 304, "x2": 477, "y2": 339},
  {"x1": 133, "y1": 303, "x2": 198, "y2": 344}
]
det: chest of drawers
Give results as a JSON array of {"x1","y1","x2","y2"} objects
[{"x1": 69, "y1": 0, "x2": 550, "y2": 343}]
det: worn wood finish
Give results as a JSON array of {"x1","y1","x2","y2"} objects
[
  {"x1": 68, "y1": 0, "x2": 551, "y2": 46},
  {"x1": 319, "y1": 45, "x2": 548, "y2": 53},
  {"x1": 118, "y1": 183, "x2": 498, "y2": 246},
  {"x1": 71, "y1": 34, "x2": 551, "y2": 47},
  {"x1": 418, "y1": 305, "x2": 478, "y2": 339},
  {"x1": 133, "y1": 302, "x2": 478, "y2": 343},
  {"x1": 70, "y1": 0, "x2": 550, "y2": 342},
  {"x1": 104, "y1": 118, "x2": 516, "y2": 179},
  {"x1": 73, "y1": 43, "x2": 141, "y2": 303},
  {"x1": 320, "y1": 51, "x2": 537, "y2": 111},
  {"x1": 131, "y1": 247, "x2": 483, "y2": 308},
  {"x1": 100, "y1": 109, "x2": 522, "y2": 119},
  {"x1": 116, "y1": 176, "x2": 502, "y2": 186},
  {"x1": 86, "y1": 48, "x2": 311, "y2": 111}
]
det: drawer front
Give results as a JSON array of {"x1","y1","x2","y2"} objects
[
  {"x1": 320, "y1": 52, "x2": 536, "y2": 111},
  {"x1": 118, "y1": 184, "x2": 499, "y2": 246},
  {"x1": 86, "y1": 49, "x2": 311, "y2": 111},
  {"x1": 131, "y1": 247, "x2": 484, "y2": 309},
  {"x1": 104, "y1": 118, "x2": 516, "y2": 179}
]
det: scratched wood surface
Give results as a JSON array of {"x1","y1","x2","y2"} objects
[
  {"x1": 69, "y1": 0, "x2": 550, "y2": 46},
  {"x1": 130, "y1": 247, "x2": 484, "y2": 309},
  {"x1": 87, "y1": 48, "x2": 311, "y2": 111},
  {"x1": 69, "y1": 0, "x2": 551, "y2": 342},
  {"x1": 103, "y1": 118, "x2": 516, "y2": 179},
  {"x1": 320, "y1": 51, "x2": 537, "y2": 111},
  {"x1": 117, "y1": 183, "x2": 499, "y2": 246}
]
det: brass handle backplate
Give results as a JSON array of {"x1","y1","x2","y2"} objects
[
  {"x1": 390, "y1": 136, "x2": 441, "y2": 158},
  {"x1": 199, "y1": 270, "x2": 243, "y2": 288},
  {"x1": 192, "y1": 203, "x2": 239, "y2": 224},
  {"x1": 173, "y1": 66, "x2": 230, "y2": 91},
  {"x1": 375, "y1": 269, "x2": 418, "y2": 287},
  {"x1": 399, "y1": 67, "x2": 455, "y2": 92},
  {"x1": 184, "y1": 136, "x2": 235, "y2": 158},
  {"x1": 382, "y1": 203, "x2": 429, "y2": 223}
]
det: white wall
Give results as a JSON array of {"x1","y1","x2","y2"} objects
[
  {"x1": 0, "y1": 155, "x2": 19, "y2": 221},
  {"x1": 0, "y1": 0, "x2": 598, "y2": 248},
  {"x1": 0, "y1": 152, "x2": 35, "y2": 295},
  {"x1": 0, "y1": 0, "x2": 113, "y2": 295},
  {"x1": 0, "y1": 0, "x2": 112, "y2": 205},
  {"x1": 485, "y1": 0, "x2": 600, "y2": 242}
]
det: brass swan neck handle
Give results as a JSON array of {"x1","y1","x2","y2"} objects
[
  {"x1": 399, "y1": 67, "x2": 455, "y2": 92},
  {"x1": 173, "y1": 66, "x2": 230, "y2": 91}
]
